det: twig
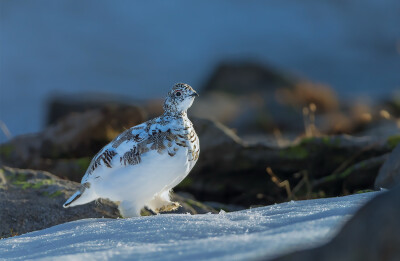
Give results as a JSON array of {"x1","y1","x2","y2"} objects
[
  {"x1": 292, "y1": 170, "x2": 311, "y2": 199},
  {"x1": 266, "y1": 167, "x2": 292, "y2": 200}
]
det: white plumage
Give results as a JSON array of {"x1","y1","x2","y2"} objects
[{"x1": 63, "y1": 83, "x2": 200, "y2": 217}]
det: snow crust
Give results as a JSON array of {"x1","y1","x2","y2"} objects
[{"x1": 0, "y1": 192, "x2": 379, "y2": 261}]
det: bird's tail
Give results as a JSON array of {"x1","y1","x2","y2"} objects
[{"x1": 63, "y1": 183, "x2": 95, "y2": 208}]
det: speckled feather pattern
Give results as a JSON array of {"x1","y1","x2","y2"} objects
[{"x1": 63, "y1": 83, "x2": 200, "y2": 217}]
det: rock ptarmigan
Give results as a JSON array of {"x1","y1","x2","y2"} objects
[{"x1": 63, "y1": 83, "x2": 200, "y2": 217}]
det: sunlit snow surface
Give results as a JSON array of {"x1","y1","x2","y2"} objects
[{"x1": 0, "y1": 192, "x2": 379, "y2": 260}]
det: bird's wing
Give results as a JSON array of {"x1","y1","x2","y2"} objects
[
  {"x1": 80, "y1": 121, "x2": 149, "y2": 183},
  {"x1": 81, "y1": 117, "x2": 184, "y2": 184}
]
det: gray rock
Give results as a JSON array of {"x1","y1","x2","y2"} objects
[
  {"x1": 170, "y1": 193, "x2": 217, "y2": 215},
  {"x1": 186, "y1": 118, "x2": 392, "y2": 206},
  {"x1": 199, "y1": 62, "x2": 345, "y2": 134},
  {"x1": 269, "y1": 185, "x2": 400, "y2": 261},
  {"x1": 46, "y1": 93, "x2": 146, "y2": 126},
  {"x1": 192, "y1": 117, "x2": 244, "y2": 150},
  {"x1": 0, "y1": 105, "x2": 146, "y2": 181},
  {"x1": 0, "y1": 167, "x2": 216, "y2": 239},
  {"x1": 202, "y1": 62, "x2": 295, "y2": 95},
  {"x1": 375, "y1": 143, "x2": 400, "y2": 189},
  {"x1": 1, "y1": 114, "x2": 395, "y2": 209},
  {"x1": 0, "y1": 166, "x2": 120, "y2": 239}
]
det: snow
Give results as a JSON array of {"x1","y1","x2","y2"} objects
[{"x1": 0, "y1": 192, "x2": 380, "y2": 261}]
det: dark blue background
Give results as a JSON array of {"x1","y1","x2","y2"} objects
[{"x1": 1, "y1": 0, "x2": 399, "y2": 142}]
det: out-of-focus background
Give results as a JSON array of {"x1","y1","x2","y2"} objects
[
  {"x1": 1, "y1": 0, "x2": 400, "y2": 244},
  {"x1": 1, "y1": 0, "x2": 399, "y2": 142}
]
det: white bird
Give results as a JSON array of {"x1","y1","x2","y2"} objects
[{"x1": 63, "y1": 83, "x2": 200, "y2": 217}]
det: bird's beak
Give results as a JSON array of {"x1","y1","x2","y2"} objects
[{"x1": 190, "y1": 92, "x2": 199, "y2": 97}]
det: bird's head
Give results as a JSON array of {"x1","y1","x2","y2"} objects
[{"x1": 163, "y1": 83, "x2": 198, "y2": 115}]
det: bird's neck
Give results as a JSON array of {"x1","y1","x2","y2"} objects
[{"x1": 163, "y1": 110, "x2": 188, "y2": 119}]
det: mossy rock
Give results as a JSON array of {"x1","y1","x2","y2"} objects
[
  {"x1": 0, "y1": 166, "x2": 120, "y2": 239},
  {"x1": 279, "y1": 145, "x2": 309, "y2": 160},
  {"x1": 0, "y1": 144, "x2": 14, "y2": 160},
  {"x1": 387, "y1": 135, "x2": 400, "y2": 150}
]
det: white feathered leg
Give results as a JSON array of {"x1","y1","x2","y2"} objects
[
  {"x1": 118, "y1": 201, "x2": 142, "y2": 218},
  {"x1": 146, "y1": 190, "x2": 180, "y2": 213}
]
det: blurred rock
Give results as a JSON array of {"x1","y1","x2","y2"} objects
[
  {"x1": 167, "y1": 193, "x2": 217, "y2": 215},
  {"x1": 204, "y1": 63, "x2": 338, "y2": 114},
  {"x1": 192, "y1": 118, "x2": 243, "y2": 150},
  {"x1": 0, "y1": 105, "x2": 145, "y2": 180},
  {"x1": 203, "y1": 62, "x2": 296, "y2": 95},
  {"x1": 349, "y1": 99, "x2": 400, "y2": 137},
  {"x1": 315, "y1": 112, "x2": 354, "y2": 134},
  {"x1": 0, "y1": 166, "x2": 217, "y2": 239},
  {"x1": 44, "y1": 104, "x2": 145, "y2": 157},
  {"x1": 190, "y1": 92, "x2": 242, "y2": 125},
  {"x1": 270, "y1": 185, "x2": 400, "y2": 261},
  {"x1": 375, "y1": 144, "x2": 400, "y2": 189},
  {"x1": 329, "y1": 154, "x2": 389, "y2": 194},
  {"x1": 275, "y1": 82, "x2": 339, "y2": 113},
  {"x1": 195, "y1": 62, "x2": 346, "y2": 135},
  {"x1": 361, "y1": 121, "x2": 400, "y2": 140},
  {"x1": 184, "y1": 118, "x2": 394, "y2": 206},
  {"x1": 197, "y1": 62, "x2": 302, "y2": 133},
  {"x1": 382, "y1": 93, "x2": 400, "y2": 118},
  {"x1": 47, "y1": 93, "x2": 146, "y2": 126},
  {"x1": 141, "y1": 98, "x2": 164, "y2": 119},
  {"x1": 1, "y1": 114, "x2": 396, "y2": 208},
  {"x1": 198, "y1": 61, "x2": 400, "y2": 138}
]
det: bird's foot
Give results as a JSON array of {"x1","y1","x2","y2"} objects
[{"x1": 156, "y1": 202, "x2": 181, "y2": 213}]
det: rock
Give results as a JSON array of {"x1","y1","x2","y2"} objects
[
  {"x1": 270, "y1": 185, "x2": 400, "y2": 261},
  {"x1": 375, "y1": 143, "x2": 400, "y2": 189},
  {"x1": 44, "y1": 104, "x2": 145, "y2": 159},
  {"x1": 1, "y1": 116, "x2": 395, "y2": 209},
  {"x1": 0, "y1": 167, "x2": 217, "y2": 239},
  {"x1": 361, "y1": 121, "x2": 400, "y2": 140},
  {"x1": 0, "y1": 105, "x2": 146, "y2": 181},
  {"x1": 382, "y1": 94, "x2": 400, "y2": 118},
  {"x1": 203, "y1": 62, "x2": 295, "y2": 95},
  {"x1": 199, "y1": 62, "x2": 395, "y2": 136},
  {"x1": 198, "y1": 62, "x2": 344, "y2": 135},
  {"x1": 196, "y1": 62, "x2": 305, "y2": 134},
  {"x1": 168, "y1": 193, "x2": 217, "y2": 215},
  {"x1": 203, "y1": 62, "x2": 338, "y2": 113},
  {"x1": 199, "y1": 67, "x2": 350, "y2": 136},
  {"x1": 0, "y1": 166, "x2": 120, "y2": 239},
  {"x1": 189, "y1": 92, "x2": 243, "y2": 125},
  {"x1": 182, "y1": 119, "x2": 393, "y2": 206},
  {"x1": 313, "y1": 154, "x2": 389, "y2": 194},
  {"x1": 275, "y1": 82, "x2": 339, "y2": 113},
  {"x1": 192, "y1": 118, "x2": 243, "y2": 150},
  {"x1": 46, "y1": 93, "x2": 146, "y2": 126}
]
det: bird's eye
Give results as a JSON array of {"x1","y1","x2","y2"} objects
[{"x1": 175, "y1": 91, "x2": 182, "y2": 97}]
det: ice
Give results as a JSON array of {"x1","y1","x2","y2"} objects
[{"x1": 0, "y1": 192, "x2": 379, "y2": 260}]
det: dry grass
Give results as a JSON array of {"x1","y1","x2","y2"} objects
[{"x1": 303, "y1": 103, "x2": 320, "y2": 138}]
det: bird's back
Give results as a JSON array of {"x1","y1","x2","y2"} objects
[
  {"x1": 80, "y1": 114, "x2": 199, "y2": 199},
  {"x1": 64, "y1": 83, "x2": 200, "y2": 215}
]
